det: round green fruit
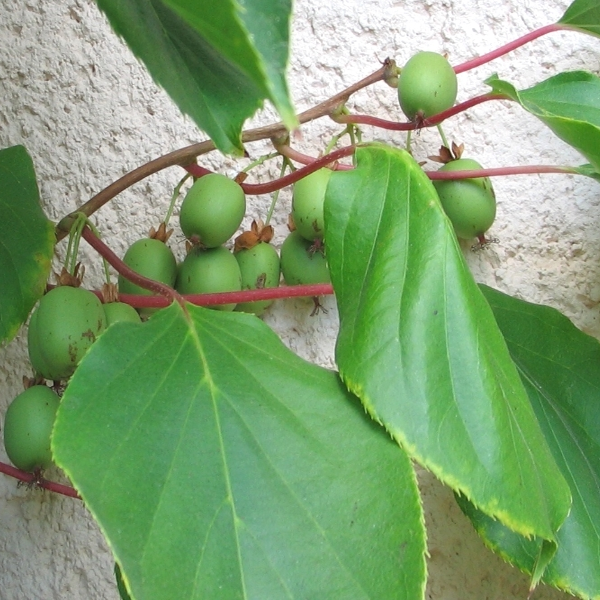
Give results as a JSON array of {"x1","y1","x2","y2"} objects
[
  {"x1": 31, "y1": 286, "x2": 107, "y2": 381},
  {"x1": 179, "y1": 173, "x2": 246, "y2": 248},
  {"x1": 398, "y1": 51, "x2": 457, "y2": 120},
  {"x1": 3, "y1": 385, "x2": 60, "y2": 472},
  {"x1": 280, "y1": 231, "x2": 330, "y2": 286},
  {"x1": 176, "y1": 246, "x2": 242, "y2": 311},
  {"x1": 27, "y1": 305, "x2": 54, "y2": 379},
  {"x1": 118, "y1": 238, "x2": 177, "y2": 317},
  {"x1": 433, "y1": 158, "x2": 497, "y2": 240},
  {"x1": 103, "y1": 302, "x2": 143, "y2": 326},
  {"x1": 234, "y1": 242, "x2": 281, "y2": 315},
  {"x1": 291, "y1": 168, "x2": 332, "y2": 241},
  {"x1": 118, "y1": 238, "x2": 177, "y2": 296}
]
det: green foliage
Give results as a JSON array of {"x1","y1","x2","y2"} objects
[
  {"x1": 53, "y1": 303, "x2": 426, "y2": 600},
  {"x1": 559, "y1": 0, "x2": 600, "y2": 37},
  {"x1": 95, "y1": 0, "x2": 295, "y2": 155},
  {"x1": 486, "y1": 71, "x2": 600, "y2": 171},
  {"x1": 164, "y1": 0, "x2": 296, "y2": 131},
  {"x1": 457, "y1": 285, "x2": 600, "y2": 600},
  {"x1": 4, "y1": 0, "x2": 600, "y2": 598},
  {"x1": 324, "y1": 145, "x2": 571, "y2": 542},
  {"x1": 0, "y1": 145, "x2": 54, "y2": 346}
]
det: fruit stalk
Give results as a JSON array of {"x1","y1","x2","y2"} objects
[
  {"x1": 0, "y1": 461, "x2": 80, "y2": 499},
  {"x1": 427, "y1": 164, "x2": 576, "y2": 180}
]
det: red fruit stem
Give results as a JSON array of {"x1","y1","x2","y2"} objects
[
  {"x1": 426, "y1": 165, "x2": 576, "y2": 179},
  {"x1": 105, "y1": 284, "x2": 334, "y2": 308},
  {"x1": 179, "y1": 145, "x2": 357, "y2": 195},
  {"x1": 240, "y1": 145, "x2": 357, "y2": 195},
  {"x1": 274, "y1": 143, "x2": 355, "y2": 169},
  {"x1": 333, "y1": 93, "x2": 508, "y2": 130},
  {"x1": 0, "y1": 461, "x2": 80, "y2": 499},
  {"x1": 453, "y1": 23, "x2": 563, "y2": 74},
  {"x1": 177, "y1": 284, "x2": 334, "y2": 307}
]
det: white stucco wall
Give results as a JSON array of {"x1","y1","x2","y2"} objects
[{"x1": 0, "y1": 0, "x2": 597, "y2": 598}]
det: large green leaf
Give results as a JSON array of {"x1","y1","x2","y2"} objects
[
  {"x1": 95, "y1": 0, "x2": 296, "y2": 155},
  {"x1": 53, "y1": 302, "x2": 426, "y2": 600},
  {"x1": 0, "y1": 145, "x2": 54, "y2": 346},
  {"x1": 487, "y1": 71, "x2": 600, "y2": 171},
  {"x1": 165, "y1": 0, "x2": 296, "y2": 131},
  {"x1": 324, "y1": 145, "x2": 571, "y2": 548},
  {"x1": 559, "y1": 0, "x2": 600, "y2": 38},
  {"x1": 457, "y1": 285, "x2": 600, "y2": 600}
]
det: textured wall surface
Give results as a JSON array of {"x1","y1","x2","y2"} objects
[{"x1": 0, "y1": 0, "x2": 597, "y2": 598}]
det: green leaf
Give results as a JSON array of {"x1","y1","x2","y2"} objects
[
  {"x1": 324, "y1": 144, "x2": 571, "y2": 546},
  {"x1": 559, "y1": 0, "x2": 600, "y2": 38},
  {"x1": 572, "y1": 163, "x2": 600, "y2": 181},
  {"x1": 95, "y1": 0, "x2": 296, "y2": 155},
  {"x1": 457, "y1": 285, "x2": 600, "y2": 600},
  {"x1": 486, "y1": 71, "x2": 600, "y2": 170},
  {"x1": 0, "y1": 145, "x2": 54, "y2": 346},
  {"x1": 53, "y1": 303, "x2": 426, "y2": 600},
  {"x1": 165, "y1": 0, "x2": 296, "y2": 131}
]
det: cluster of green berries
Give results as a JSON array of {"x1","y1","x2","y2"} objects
[
  {"x1": 118, "y1": 170, "x2": 332, "y2": 318},
  {"x1": 4, "y1": 285, "x2": 142, "y2": 473}
]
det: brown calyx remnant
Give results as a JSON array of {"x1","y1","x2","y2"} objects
[
  {"x1": 54, "y1": 263, "x2": 84, "y2": 288},
  {"x1": 234, "y1": 219, "x2": 274, "y2": 252},
  {"x1": 101, "y1": 283, "x2": 119, "y2": 304},
  {"x1": 148, "y1": 221, "x2": 173, "y2": 243},
  {"x1": 428, "y1": 141, "x2": 464, "y2": 164}
]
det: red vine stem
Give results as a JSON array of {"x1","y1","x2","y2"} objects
[
  {"x1": 0, "y1": 461, "x2": 80, "y2": 499},
  {"x1": 116, "y1": 284, "x2": 334, "y2": 308},
  {"x1": 242, "y1": 145, "x2": 356, "y2": 195},
  {"x1": 183, "y1": 143, "x2": 356, "y2": 195},
  {"x1": 332, "y1": 93, "x2": 508, "y2": 130},
  {"x1": 453, "y1": 23, "x2": 563, "y2": 74},
  {"x1": 426, "y1": 165, "x2": 576, "y2": 179}
]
